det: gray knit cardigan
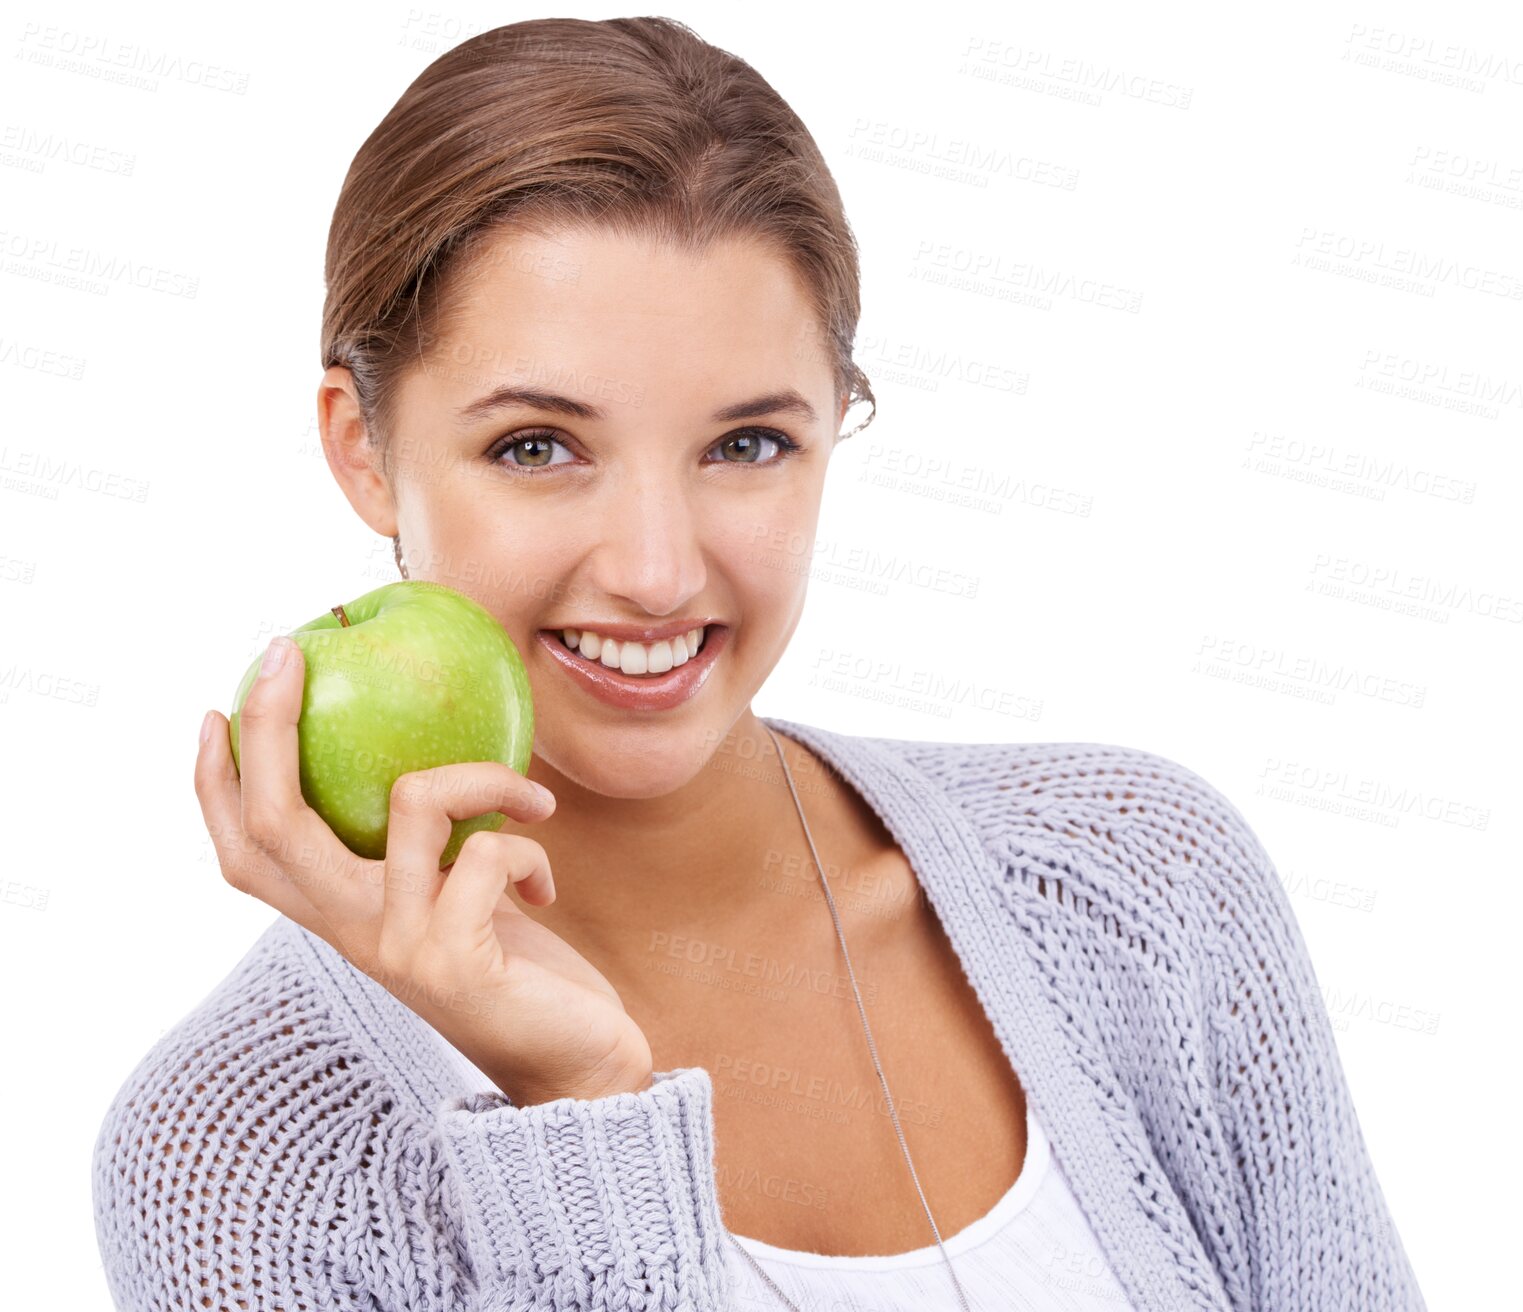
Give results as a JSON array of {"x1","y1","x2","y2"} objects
[{"x1": 92, "y1": 715, "x2": 1428, "y2": 1310}]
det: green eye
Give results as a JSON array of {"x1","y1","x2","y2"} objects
[
  {"x1": 487, "y1": 426, "x2": 802, "y2": 474},
  {"x1": 493, "y1": 431, "x2": 572, "y2": 470},
  {"x1": 709, "y1": 429, "x2": 801, "y2": 464}
]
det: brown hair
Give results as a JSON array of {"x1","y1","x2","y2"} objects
[{"x1": 321, "y1": 13, "x2": 876, "y2": 496}]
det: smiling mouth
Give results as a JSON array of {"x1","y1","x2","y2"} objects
[
  {"x1": 532, "y1": 623, "x2": 729, "y2": 711},
  {"x1": 543, "y1": 624, "x2": 717, "y2": 678}
]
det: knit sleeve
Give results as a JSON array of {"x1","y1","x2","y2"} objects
[
  {"x1": 434, "y1": 1069, "x2": 734, "y2": 1311},
  {"x1": 1184, "y1": 769, "x2": 1429, "y2": 1311},
  {"x1": 92, "y1": 929, "x2": 736, "y2": 1312}
]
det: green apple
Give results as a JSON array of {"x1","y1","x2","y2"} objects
[{"x1": 228, "y1": 580, "x2": 534, "y2": 868}]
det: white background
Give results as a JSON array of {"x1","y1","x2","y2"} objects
[{"x1": 4, "y1": 1, "x2": 1516, "y2": 1305}]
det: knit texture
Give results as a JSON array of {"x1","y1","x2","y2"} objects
[{"x1": 92, "y1": 716, "x2": 1428, "y2": 1311}]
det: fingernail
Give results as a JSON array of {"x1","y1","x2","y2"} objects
[
  {"x1": 259, "y1": 637, "x2": 289, "y2": 679},
  {"x1": 530, "y1": 782, "x2": 556, "y2": 810},
  {"x1": 199, "y1": 710, "x2": 215, "y2": 745}
]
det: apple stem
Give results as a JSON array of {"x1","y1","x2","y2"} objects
[{"x1": 331, "y1": 605, "x2": 351, "y2": 627}]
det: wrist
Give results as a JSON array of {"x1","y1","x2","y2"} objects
[
  {"x1": 506, "y1": 1068, "x2": 653, "y2": 1105},
  {"x1": 567, "y1": 1044, "x2": 656, "y2": 1100},
  {"x1": 496, "y1": 1044, "x2": 654, "y2": 1106},
  {"x1": 579, "y1": 1065, "x2": 654, "y2": 1098}
]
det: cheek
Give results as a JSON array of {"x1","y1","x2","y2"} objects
[
  {"x1": 711, "y1": 503, "x2": 817, "y2": 611},
  {"x1": 428, "y1": 505, "x2": 582, "y2": 625}
]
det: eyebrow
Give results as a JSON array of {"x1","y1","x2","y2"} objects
[{"x1": 455, "y1": 385, "x2": 818, "y2": 427}]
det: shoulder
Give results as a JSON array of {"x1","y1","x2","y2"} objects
[
  {"x1": 882, "y1": 734, "x2": 1277, "y2": 935},
  {"x1": 93, "y1": 916, "x2": 395, "y2": 1164},
  {"x1": 92, "y1": 918, "x2": 401, "y2": 1308}
]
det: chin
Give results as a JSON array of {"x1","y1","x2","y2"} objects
[
  {"x1": 547, "y1": 749, "x2": 716, "y2": 801},
  {"x1": 535, "y1": 716, "x2": 737, "y2": 797}
]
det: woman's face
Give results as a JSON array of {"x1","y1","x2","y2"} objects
[{"x1": 327, "y1": 226, "x2": 848, "y2": 800}]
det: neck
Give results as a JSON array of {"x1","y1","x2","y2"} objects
[{"x1": 505, "y1": 710, "x2": 845, "y2": 977}]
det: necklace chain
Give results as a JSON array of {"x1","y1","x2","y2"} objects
[{"x1": 722, "y1": 726, "x2": 974, "y2": 1312}]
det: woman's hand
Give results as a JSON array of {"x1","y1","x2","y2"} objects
[{"x1": 194, "y1": 635, "x2": 654, "y2": 1106}]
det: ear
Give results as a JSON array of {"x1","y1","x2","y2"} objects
[{"x1": 318, "y1": 367, "x2": 398, "y2": 537}]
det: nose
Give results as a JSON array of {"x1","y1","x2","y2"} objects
[{"x1": 582, "y1": 469, "x2": 708, "y2": 618}]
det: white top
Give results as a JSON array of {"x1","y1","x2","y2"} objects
[
  {"x1": 724, "y1": 1093, "x2": 1139, "y2": 1311},
  {"x1": 434, "y1": 1033, "x2": 1138, "y2": 1311}
]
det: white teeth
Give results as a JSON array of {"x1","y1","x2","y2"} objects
[
  {"x1": 558, "y1": 625, "x2": 709, "y2": 676},
  {"x1": 620, "y1": 642, "x2": 648, "y2": 675}
]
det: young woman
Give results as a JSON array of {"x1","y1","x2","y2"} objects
[{"x1": 92, "y1": 17, "x2": 1427, "y2": 1312}]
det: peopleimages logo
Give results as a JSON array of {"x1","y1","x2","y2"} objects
[
  {"x1": 1292, "y1": 227, "x2": 1523, "y2": 301},
  {"x1": 1343, "y1": 23, "x2": 1523, "y2": 86},
  {"x1": 0, "y1": 446, "x2": 150, "y2": 503},
  {"x1": 958, "y1": 37, "x2": 1195, "y2": 109},
  {"x1": 0, "y1": 228, "x2": 199, "y2": 298},
  {"x1": 1308, "y1": 554, "x2": 1523, "y2": 624},
  {"x1": 16, "y1": 23, "x2": 252, "y2": 93}
]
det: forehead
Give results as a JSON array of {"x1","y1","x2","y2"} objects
[{"x1": 430, "y1": 226, "x2": 823, "y2": 399}]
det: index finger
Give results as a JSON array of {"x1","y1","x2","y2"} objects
[
  {"x1": 382, "y1": 761, "x2": 555, "y2": 943},
  {"x1": 235, "y1": 637, "x2": 367, "y2": 906},
  {"x1": 195, "y1": 708, "x2": 322, "y2": 925}
]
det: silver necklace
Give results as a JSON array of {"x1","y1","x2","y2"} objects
[{"x1": 723, "y1": 725, "x2": 974, "y2": 1312}]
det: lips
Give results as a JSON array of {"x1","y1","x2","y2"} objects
[
  {"x1": 534, "y1": 623, "x2": 730, "y2": 712},
  {"x1": 551, "y1": 624, "x2": 711, "y2": 669}
]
